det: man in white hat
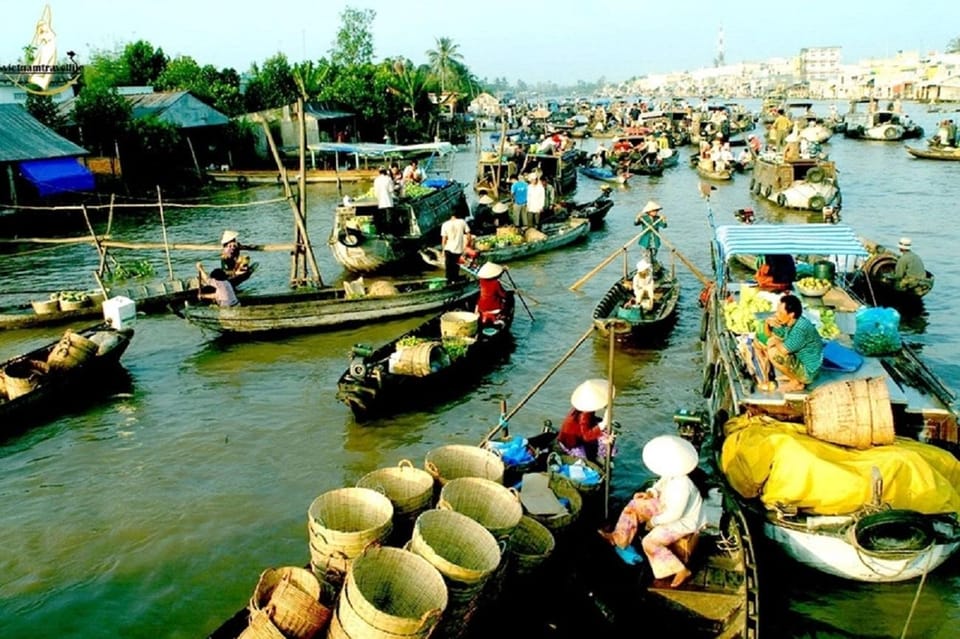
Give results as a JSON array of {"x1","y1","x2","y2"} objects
[
  {"x1": 599, "y1": 434, "x2": 705, "y2": 588},
  {"x1": 892, "y1": 237, "x2": 928, "y2": 292},
  {"x1": 634, "y1": 200, "x2": 667, "y2": 265},
  {"x1": 558, "y1": 379, "x2": 616, "y2": 463},
  {"x1": 632, "y1": 259, "x2": 655, "y2": 311}
]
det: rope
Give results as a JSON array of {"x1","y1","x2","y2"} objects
[
  {"x1": 899, "y1": 547, "x2": 935, "y2": 639},
  {"x1": 3, "y1": 196, "x2": 291, "y2": 212}
]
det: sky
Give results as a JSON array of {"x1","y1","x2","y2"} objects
[{"x1": 1, "y1": 1, "x2": 957, "y2": 85}]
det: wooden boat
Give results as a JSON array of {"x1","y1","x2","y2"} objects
[
  {"x1": 905, "y1": 145, "x2": 960, "y2": 161},
  {"x1": 592, "y1": 263, "x2": 680, "y2": 344},
  {"x1": 842, "y1": 99, "x2": 924, "y2": 141},
  {"x1": 698, "y1": 223, "x2": 960, "y2": 583},
  {"x1": 335, "y1": 290, "x2": 515, "y2": 419},
  {"x1": 578, "y1": 165, "x2": 630, "y2": 185},
  {"x1": 175, "y1": 277, "x2": 479, "y2": 336},
  {"x1": 849, "y1": 239, "x2": 934, "y2": 313},
  {"x1": 421, "y1": 218, "x2": 591, "y2": 271},
  {"x1": 750, "y1": 153, "x2": 840, "y2": 214},
  {"x1": 551, "y1": 187, "x2": 614, "y2": 230},
  {"x1": 206, "y1": 168, "x2": 377, "y2": 185},
  {"x1": 0, "y1": 267, "x2": 256, "y2": 332},
  {"x1": 0, "y1": 324, "x2": 134, "y2": 431},
  {"x1": 329, "y1": 179, "x2": 468, "y2": 273},
  {"x1": 785, "y1": 102, "x2": 834, "y2": 144},
  {"x1": 695, "y1": 158, "x2": 733, "y2": 181}
]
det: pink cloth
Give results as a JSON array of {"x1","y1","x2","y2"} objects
[{"x1": 610, "y1": 493, "x2": 689, "y2": 579}]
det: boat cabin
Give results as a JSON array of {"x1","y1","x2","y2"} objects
[{"x1": 753, "y1": 156, "x2": 836, "y2": 192}]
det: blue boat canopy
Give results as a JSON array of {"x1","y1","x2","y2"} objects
[
  {"x1": 19, "y1": 157, "x2": 95, "y2": 196},
  {"x1": 715, "y1": 224, "x2": 869, "y2": 260}
]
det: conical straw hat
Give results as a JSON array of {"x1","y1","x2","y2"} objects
[
  {"x1": 570, "y1": 379, "x2": 615, "y2": 413},
  {"x1": 642, "y1": 435, "x2": 698, "y2": 477},
  {"x1": 477, "y1": 262, "x2": 504, "y2": 279}
]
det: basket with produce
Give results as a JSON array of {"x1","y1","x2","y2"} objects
[{"x1": 795, "y1": 277, "x2": 832, "y2": 298}]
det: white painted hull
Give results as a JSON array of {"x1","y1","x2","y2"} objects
[
  {"x1": 799, "y1": 125, "x2": 832, "y2": 144},
  {"x1": 764, "y1": 521, "x2": 960, "y2": 582},
  {"x1": 762, "y1": 180, "x2": 840, "y2": 211}
]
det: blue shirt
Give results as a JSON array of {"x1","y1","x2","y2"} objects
[{"x1": 511, "y1": 180, "x2": 528, "y2": 206}]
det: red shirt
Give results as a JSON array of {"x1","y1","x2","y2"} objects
[
  {"x1": 558, "y1": 408, "x2": 603, "y2": 450},
  {"x1": 477, "y1": 279, "x2": 508, "y2": 316}
]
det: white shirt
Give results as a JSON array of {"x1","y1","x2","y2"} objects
[
  {"x1": 633, "y1": 271, "x2": 655, "y2": 308},
  {"x1": 373, "y1": 174, "x2": 394, "y2": 209},
  {"x1": 526, "y1": 182, "x2": 546, "y2": 213},
  {"x1": 649, "y1": 475, "x2": 705, "y2": 534},
  {"x1": 440, "y1": 218, "x2": 470, "y2": 254}
]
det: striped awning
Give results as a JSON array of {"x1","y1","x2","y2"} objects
[{"x1": 715, "y1": 224, "x2": 869, "y2": 260}]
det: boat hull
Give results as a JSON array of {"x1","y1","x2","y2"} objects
[
  {"x1": 592, "y1": 270, "x2": 680, "y2": 344},
  {"x1": 906, "y1": 146, "x2": 960, "y2": 161}
]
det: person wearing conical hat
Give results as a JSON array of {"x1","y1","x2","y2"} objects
[
  {"x1": 634, "y1": 200, "x2": 667, "y2": 265},
  {"x1": 218, "y1": 229, "x2": 248, "y2": 277},
  {"x1": 558, "y1": 379, "x2": 616, "y2": 463},
  {"x1": 599, "y1": 435, "x2": 705, "y2": 588},
  {"x1": 632, "y1": 258, "x2": 655, "y2": 311},
  {"x1": 475, "y1": 262, "x2": 510, "y2": 326}
]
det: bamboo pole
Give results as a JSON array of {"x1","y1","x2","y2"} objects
[
  {"x1": 479, "y1": 323, "x2": 597, "y2": 446},
  {"x1": 79, "y1": 204, "x2": 110, "y2": 278},
  {"x1": 96, "y1": 240, "x2": 296, "y2": 251},
  {"x1": 0, "y1": 235, "x2": 110, "y2": 245},
  {"x1": 504, "y1": 268, "x2": 534, "y2": 321},
  {"x1": 569, "y1": 231, "x2": 644, "y2": 291},
  {"x1": 156, "y1": 186, "x2": 175, "y2": 280},
  {"x1": 296, "y1": 96, "x2": 308, "y2": 284},
  {"x1": 186, "y1": 134, "x2": 202, "y2": 181},
  {"x1": 99, "y1": 194, "x2": 116, "y2": 276}
]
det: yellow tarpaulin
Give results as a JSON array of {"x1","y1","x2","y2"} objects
[{"x1": 720, "y1": 415, "x2": 960, "y2": 515}]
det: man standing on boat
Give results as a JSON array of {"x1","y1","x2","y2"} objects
[
  {"x1": 509, "y1": 175, "x2": 528, "y2": 228},
  {"x1": 440, "y1": 210, "x2": 470, "y2": 285},
  {"x1": 526, "y1": 173, "x2": 545, "y2": 230},
  {"x1": 770, "y1": 108, "x2": 792, "y2": 150},
  {"x1": 373, "y1": 167, "x2": 397, "y2": 234}
]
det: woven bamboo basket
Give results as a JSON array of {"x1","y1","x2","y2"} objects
[
  {"x1": 31, "y1": 299, "x2": 60, "y2": 315},
  {"x1": 526, "y1": 472, "x2": 583, "y2": 533},
  {"x1": 547, "y1": 452, "x2": 605, "y2": 495},
  {"x1": 410, "y1": 509, "x2": 502, "y2": 585},
  {"x1": 440, "y1": 311, "x2": 479, "y2": 338},
  {"x1": 438, "y1": 477, "x2": 522, "y2": 542},
  {"x1": 424, "y1": 444, "x2": 504, "y2": 487},
  {"x1": 339, "y1": 547, "x2": 448, "y2": 639},
  {"x1": 238, "y1": 609, "x2": 285, "y2": 639},
  {"x1": 508, "y1": 515, "x2": 556, "y2": 576},
  {"x1": 307, "y1": 488, "x2": 394, "y2": 566},
  {"x1": 248, "y1": 566, "x2": 331, "y2": 639},
  {"x1": 356, "y1": 460, "x2": 434, "y2": 517},
  {"x1": 805, "y1": 376, "x2": 895, "y2": 449},
  {"x1": 2, "y1": 360, "x2": 45, "y2": 400},
  {"x1": 46, "y1": 330, "x2": 98, "y2": 372}
]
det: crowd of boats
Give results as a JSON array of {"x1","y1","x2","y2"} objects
[{"x1": 3, "y1": 95, "x2": 960, "y2": 639}]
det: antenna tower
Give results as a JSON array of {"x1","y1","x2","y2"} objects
[{"x1": 715, "y1": 25, "x2": 725, "y2": 67}]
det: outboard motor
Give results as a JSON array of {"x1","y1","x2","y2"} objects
[{"x1": 734, "y1": 207, "x2": 755, "y2": 224}]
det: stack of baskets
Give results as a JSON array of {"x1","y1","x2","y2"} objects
[
  {"x1": 306, "y1": 487, "x2": 394, "y2": 583},
  {"x1": 507, "y1": 515, "x2": 556, "y2": 579},
  {"x1": 240, "y1": 566, "x2": 333, "y2": 639},
  {"x1": 327, "y1": 546, "x2": 448, "y2": 639},
  {"x1": 437, "y1": 477, "x2": 522, "y2": 543},
  {"x1": 424, "y1": 444, "x2": 505, "y2": 494},
  {"x1": 356, "y1": 460, "x2": 434, "y2": 538}
]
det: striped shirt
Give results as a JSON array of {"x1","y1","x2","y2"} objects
[{"x1": 774, "y1": 315, "x2": 823, "y2": 379}]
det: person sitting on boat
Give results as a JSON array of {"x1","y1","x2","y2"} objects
[
  {"x1": 735, "y1": 146, "x2": 753, "y2": 172},
  {"x1": 475, "y1": 261, "x2": 509, "y2": 326},
  {"x1": 196, "y1": 263, "x2": 239, "y2": 307},
  {"x1": 757, "y1": 294, "x2": 823, "y2": 393},
  {"x1": 889, "y1": 237, "x2": 930, "y2": 293},
  {"x1": 401, "y1": 160, "x2": 424, "y2": 191},
  {"x1": 631, "y1": 258, "x2": 656, "y2": 312},
  {"x1": 558, "y1": 379, "x2": 616, "y2": 464},
  {"x1": 634, "y1": 200, "x2": 667, "y2": 265},
  {"x1": 755, "y1": 254, "x2": 796, "y2": 292},
  {"x1": 599, "y1": 435, "x2": 705, "y2": 588},
  {"x1": 219, "y1": 230, "x2": 248, "y2": 278}
]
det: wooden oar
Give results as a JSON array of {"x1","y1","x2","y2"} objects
[
  {"x1": 569, "y1": 230, "x2": 644, "y2": 291},
  {"x1": 637, "y1": 218, "x2": 712, "y2": 287},
  {"x1": 479, "y1": 323, "x2": 597, "y2": 446},
  {"x1": 504, "y1": 268, "x2": 534, "y2": 321}
]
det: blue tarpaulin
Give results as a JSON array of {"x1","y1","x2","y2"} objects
[{"x1": 19, "y1": 157, "x2": 95, "y2": 196}]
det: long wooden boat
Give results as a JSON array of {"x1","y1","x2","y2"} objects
[
  {"x1": 695, "y1": 159, "x2": 733, "y2": 181},
  {"x1": 175, "y1": 277, "x2": 479, "y2": 336},
  {"x1": 0, "y1": 324, "x2": 134, "y2": 431},
  {"x1": 0, "y1": 267, "x2": 255, "y2": 332},
  {"x1": 420, "y1": 218, "x2": 591, "y2": 271},
  {"x1": 336, "y1": 291, "x2": 515, "y2": 420},
  {"x1": 698, "y1": 223, "x2": 960, "y2": 583},
  {"x1": 551, "y1": 187, "x2": 614, "y2": 230},
  {"x1": 905, "y1": 145, "x2": 960, "y2": 161},
  {"x1": 578, "y1": 165, "x2": 630, "y2": 185},
  {"x1": 329, "y1": 180, "x2": 468, "y2": 274},
  {"x1": 206, "y1": 168, "x2": 378, "y2": 185},
  {"x1": 592, "y1": 263, "x2": 681, "y2": 344}
]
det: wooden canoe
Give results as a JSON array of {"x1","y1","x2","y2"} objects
[
  {"x1": 592, "y1": 266, "x2": 681, "y2": 344},
  {"x1": 336, "y1": 290, "x2": 515, "y2": 420},
  {"x1": 175, "y1": 277, "x2": 479, "y2": 336},
  {"x1": 206, "y1": 168, "x2": 379, "y2": 185},
  {"x1": 0, "y1": 324, "x2": 134, "y2": 432},
  {"x1": 905, "y1": 145, "x2": 960, "y2": 161}
]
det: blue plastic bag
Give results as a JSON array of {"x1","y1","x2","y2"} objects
[{"x1": 853, "y1": 307, "x2": 902, "y2": 356}]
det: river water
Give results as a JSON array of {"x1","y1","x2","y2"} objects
[{"x1": 1, "y1": 100, "x2": 959, "y2": 638}]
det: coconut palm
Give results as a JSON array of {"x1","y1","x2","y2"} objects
[
  {"x1": 386, "y1": 58, "x2": 429, "y2": 120},
  {"x1": 426, "y1": 37, "x2": 463, "y2": 96},
  {"x1": 292, "y1": 60, "x2": 330, "y2": 101}
]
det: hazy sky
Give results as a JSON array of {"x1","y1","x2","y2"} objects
[{"x1": 1, "y1": 1, "x2": 957, "y2": 84}]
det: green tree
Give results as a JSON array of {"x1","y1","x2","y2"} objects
[
  {"x1": 385, "y1": 58, "x2": 430, "y2": 121},
  {"x1": 243, "y1": 53, "x2": 299, "y2": 112},
  {"x1": 83, "y1": 47, "x2": 130, "y2": 90},
  {"x1": 292, "y1": 59, "x2": 331, "y2": 101},
  {"x1": 155, "y1": 55, "x2": 202, "y2": 91},
  {"x1": 121, "y1": 40, "x2": 167, "y2": 86},
  {"x1": 25, "y1": 93, "x2": 66, "y2": 133},
  {"x1": 330, "y1": 7, "x2": 376, "y2": 67},
  {"x1": 73, "y1": 86, "x2": 132, "y2": 154},
  {"x1": 426, "y1": 37, "x2": 463, "y2": 95},
  {"x1": 948, "y1": 36, "x2": 960, "y2": 53}
]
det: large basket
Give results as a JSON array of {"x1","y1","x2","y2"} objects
[
  {"x1": 391, "y1": 341, "x2": 445, "y2": 377},
  {"x1": 249, "y1": 566, "x2": 331, "y2": 639},
  {"x1": 356, "y1": 460, "x2": 434, "y2": 517},
  {"x1": 525, "y1": 473, "x2": 583, "y2": 533},
  {"x1": 238, "y1": 609, "x2": 285, "y2": 639},
  {"x1": 547, "y1": 453, "x2": 605, "y2": 495},
  {"x1": 46, "y1": 330, "x2": 98, "y2": 372},
  {"x1": 804, "y1": 377, "x2": 894, "y2": 449},
  {"x1": 508, "y1": 516, "x2": 556, "y2": 577},
  {"x1": 3, "y1": 360, "x2": 47, "y2": 400},
  {"x1": 438, "y1": 477, "x2": 522, "y2": 542},
  {"x1": 410, "y1": 509, "x2": 502, "y2": 585},
  {"x1": 31, "y1": 299, "x2": 60, "y2": 315},
  {"x1": 440, "y1": 311, "x2": 479, "y2": 338},
  {"x1": 340, "y1": 547, "x2": 448, "y2": 639},
  {"x1": 307, "y1": 488, "x2": 394, "y2": 563},
  {"x1": 425, "y1": 444, "x2": 504, "y2": 487}
]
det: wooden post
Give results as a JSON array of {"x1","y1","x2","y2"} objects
[
  {"x1": 186, "y1": 134, "x2": 202, "y2": 182},
  {"x1": 156, "y1": 186, "x2": 175, "y2": 280},
  {"x1": 297, "y1": 97, "x2": 309, "y2": 285},
  {"x1": 6, "y1": 165, "x2": 17, "y2": 206},
  {"x1": 603, "y1": 325, "x2": 616, "y2": 519},
  {"x1": 79, "y1": 204, "x2": 110, "y2": 278},
  {"x1": 494, "y1": 115, "x2": 507, "y2": 200}
]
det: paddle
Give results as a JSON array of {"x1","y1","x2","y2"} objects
[
  {"x1": 568, "y1": 230, "x2": 644, "y2": 291},
  {"x1": 636, "y1": 218, "x2": 712, "y2": 287},
  {"x1": 503, "y1": 267, "x2": 534, "y2": 321}
]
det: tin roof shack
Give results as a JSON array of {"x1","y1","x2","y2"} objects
[
  {"x1": 0, "y1": 103, "x2": 92, "y2": 207},
  {"x1": 237, "y1": 102, "x2": 356, "y2": 168}
]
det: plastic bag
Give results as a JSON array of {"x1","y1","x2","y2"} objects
[{"x1": 853, "y1": 306, "x2": 902, "y2": 356}]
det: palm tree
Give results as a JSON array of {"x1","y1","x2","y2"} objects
[
  {"x1": 386, "y1": 58, "x2": 429, "y2": 120},
  {"x1": 426, "y1": 37, "x2": 463, "y2": 96},
  {"x1": 292, "y1": 60, "x2": 330, "y2": 101}
]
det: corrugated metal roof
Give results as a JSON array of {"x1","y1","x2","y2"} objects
[
  {"x1": 0, "y1": 103, "x2": 88, "y2": 163},
  {"x1": 715, "y1": 224, "x2": 869, "y2": 259},
  {"x1": 58, "y1": 90, "x2": 229, "y2": 129}
]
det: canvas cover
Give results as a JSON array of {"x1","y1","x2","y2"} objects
[{"x1": 720, "y1": 415, "x2": 960, "y2": 515}]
